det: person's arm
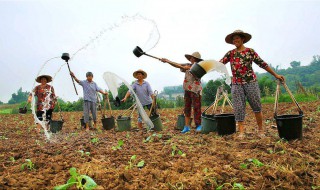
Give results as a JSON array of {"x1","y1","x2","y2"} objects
[
  {"x1": 121, "y1": 91, "x2": 131, "y2": 102},
  {"x1": 160, "y1": 58, "x2": 190, "y2": 70},
  {"x1": 27, "y1": 87, "x2": 36, "y2": 103},
  {"x1": 98, "y1": 89, "x2": 108, "y2": 96},
  {"x1": 265, "y1": 66, "x2": 285, "y2": 82},
  {"x1": 70, "y1": 72, "x2": 80, "y2": 83},
  {"x1": 251, "y1": 49, "x2": 285, "y2": 82},
  {"x1": 219, "y1": 50, "x2": 231, "y2": 64}
]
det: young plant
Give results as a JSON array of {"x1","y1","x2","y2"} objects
[
  {"x1": 125, "y1": 155, "x2": 145, "y2": 170},
  {"x1": 171, "y1": 144, "x2": 186, "y2": 157},
  {"x1": 21, "y1": 159, "x2": 35, "y2": 170},
  {"x1": 240, "y1": 158, "x2": 264, "y2": 169},
  {"x1": 112, "y1": 140, "x2": 124, "y2": 150},
  {"x1": 143, "y1": 133, "x2": 163, "y2": 143},
  {"x1": 54, "y1": 167, "x2": 97, "y2": 190},
  {"x1": 90, "y1": 137, "x2": 99, "y2": 144},
  {"x1": 78, "y1": 150, "x2": 90, "y2": 157},
  {"x1": 216, "y1": 182, "x2": 245, "y2": 190}
]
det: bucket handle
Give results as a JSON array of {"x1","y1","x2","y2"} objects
[
  {"x1": 148, "y1": 90, "x2": 158, "y2": 117},
  {"x1": 203, "y1": 86, "x2": 221, "y2": 115},
  {"x1": 118, "y1": 103, "x2": 136, "y2": 118},
  {"x1": 274, "y1": 80, "x2": 303, "y2": 118}
]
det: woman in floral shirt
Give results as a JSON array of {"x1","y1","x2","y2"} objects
[
  {"x1": 220, "y1": 30, "x2": 284, "y2": 138},
  {"x1": 28, "y1": 75, "x2": 56, "y2": 133},
  {"x1": 161, "y1": 52, "x2": 203, "y2": 133}
]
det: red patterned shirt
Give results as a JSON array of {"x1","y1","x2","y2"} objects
[
  {"x1": 182, "y1": 64, "x2": 202, "y2": 94},
  {"x1": 33, "y1": 84, "x2": 56, "y2": 111},
  {"x1": 220, "y1": 48, "x2": 268, "y2": 84}
]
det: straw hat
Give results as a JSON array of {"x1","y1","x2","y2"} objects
[
  {"x1": 133, "y1": 69, "x2": 147, "y2": 79},
  {"x1": 35, "y1": 75, "x2": 52, "y2": 83},
  {"x1": 225, "y1": 30, "x2": 252, "y2": 44},
  {"x1": 185, "y1": 52, "x2": 203, "y2": 62}
]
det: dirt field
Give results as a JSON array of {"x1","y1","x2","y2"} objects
[{"x1": 0, "y1": 101, "x2": 319, "y2": 189}]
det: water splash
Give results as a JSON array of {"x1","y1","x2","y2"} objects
[
  {"x1": 71, "y1": 13, "x2": 160, "y2": 60},
  {"x1": 198, "y1": 60, "x2": 231, "y2": 85},
  {"x1": 103, "y1": 71, "x2": 154, "y2": 129},
  {"x1": 30, "y1": 91, "x2": 51, "y2": 140}
]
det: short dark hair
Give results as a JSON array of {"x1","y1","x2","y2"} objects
[{"x1": 86, "y1": 72, "x2": 93, "y2": 77}]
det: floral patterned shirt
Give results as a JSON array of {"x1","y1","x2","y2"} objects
[
  {"x1": 182, "y1": 64, "x2": 202, "y2": 94},
  {"x1": 33, "y1": 84, "x2": 56, "y2": 111},
  {"x1": 220, "y1": 48, "x2": 268, "y2": 84}
]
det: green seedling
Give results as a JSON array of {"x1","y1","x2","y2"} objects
[
  {"x1": 54, "y1": 167, "x2": 97, "y2": 190},
  {"x1": 21, "y1": 159, "x2": 35, "y2": 170},
  {"x1": 125, "y1": 155, "x2": 145, "y2": 170},
  {"x1": 126, "y1": 132, "x2": 130, "y2": 139},
  {"x1": 171, "y1": 144, "x2": 186, "y2": 157},
  {"x1": 112, "y1": 140, "x2": 124, "y2": 150},
  {"x1": 0, "y1": 135, "x2": 8, "y2": 140},
  {"x1": 217, "y1": 182, "x2": 245, "y2": 190},
  {"x1": 143, "y1": 133, "x2": 163, "y2": 143},
  {"x1": 90, "y1": 137, "x2": 99, "y2": 144},
  {"x1": 9, "y1": 157, "x2": 15, "y2": 163},
  {"x1": 240, "y1": 158, "x2": 264, "y2": 169},
  {"x1": 78, "y1": 150, "x2": 90, "y2": 157},
  {"x1": 249, "y1": 158, "x2": 264, "y2": 167}
]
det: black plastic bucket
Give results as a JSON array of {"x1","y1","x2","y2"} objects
[
  {"x1": 101, "y1": 117, "x2": 115, "y2": 130},
  {"x1": 176, "y1": 114, "x2": 192, "y2": 130},
  {"x1": 19, "y1": 107, "x2": 27, "y2": 114},
  {"x1": 116, "y1": 117, "x2": 131, "y2": 132},
  {"x1": 275, "y1": 114, "x2": 303, "y2": 140},
  {"x1": 150, "y1": 114, "x2": 163, "y2": 131},
  {"x1": 190, "y1": 63, "x2": 206, "y2": 79},
  {"x1": 80, "y1": 116, "x2": 93, "y2": 129},
  {"x1": 214, "y1": 113, "x2": 236, "y2": 136},
  {"x1": 201, "y1": 113, "x2": 217, "y2": 134},
  {"x1": 133, "y1": 46, "x2": 144, "y2": 57},
  {"x1": 50, "y1": 120, "x2": 63, "y2": 133}
]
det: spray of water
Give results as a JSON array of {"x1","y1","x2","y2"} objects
[
  {"x1": 71, "y1": 13, "x2": 160, "y2": 60},
  {"x1": 30, "y1": 91, "x2": 52, "y2": 140},
  {"x1": 103, "y1": 71, "x2": 154, "y2": 129},
  {"x1": 198, "y1": 60, "x2": 231, "y2": 85}
]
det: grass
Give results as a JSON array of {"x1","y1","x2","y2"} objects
[{"x1": 261, "y1": 93, "x2": 318, "y2": 104}]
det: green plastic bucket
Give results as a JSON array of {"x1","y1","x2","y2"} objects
[
  {"x1": 116, "y1": 117, "x2": 131, "y2": 132},
  {"x1": 201, "y1": 113, "x2": 217, "y2": 134},
  {"x1": 150, "y1": 114, "x2": 163, "y2": 131},
  {"x1": 176, "y1": 114, "x2": 193, "y2": 130},
  {"x1": 80, "y1": 116, "x2": 93, "y2": 129},
  {"x1": 214, "y1": 113, "x2": 236, "y2": 136},
  {"x1": 50, "y1": 120, "x2": 63, "y2": 133},
  {"x1": 275, "y1": 114, "x2": 303, "y2": 140},
  {"x1": 101, "y1": 117, "x2": 115, "y2": 130}
]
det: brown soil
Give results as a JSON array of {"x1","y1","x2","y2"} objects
[{"x1": 0, "y1": 101, "x2": 319, "y2": 189}]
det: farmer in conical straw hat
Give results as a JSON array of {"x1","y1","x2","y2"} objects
[
  {"x1": 27, "y1": 75, "x2": 56, "y2": 133},
  {"x1": 122, "y1": 69, "x2": 155, "y2": 130},
  {"x1": 70, "y1": 71, "x2": 108, "y2": 131},
  {"x1": 161, "y1": 52, "x2": 203, "y2": 134},
  {"x1": 219, "y1": 29, "x2": 285, "y2": 138}
]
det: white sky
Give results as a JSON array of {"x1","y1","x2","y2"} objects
[{"x1": 1, "y1": 0, "x2": 319, "y2": 102}]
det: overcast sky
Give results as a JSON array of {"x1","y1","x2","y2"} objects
[{"x1": 1, "y1": 0, "x2": 319, "y2": 102}]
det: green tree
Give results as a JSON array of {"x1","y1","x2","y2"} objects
[
  {"x1": 202, "y1": 79, "x2": 231, "y2": 106},
  {"x1": 258, "y1": 76, "x2": 276, "y2": 97},
  {"x1": 175, "y1": 95, "x2": 184, "y2": 107},
  {"x1": 0, "y1": 100, "x2": 3, "y2": 105},
  {"x1": 8, "y1": 87, "x2": 30, "y2": 104},
  {"x1": 290, "y1": 61, "x2": 301, "y2": 68}
]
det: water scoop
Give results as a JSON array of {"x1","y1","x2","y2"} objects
[
  {"x1": 19, "y1": 102, "x2": 29, "y2": 114},
  {"x1": 61, "y1": 53, "x2": 78, "y2": 95},
  {"x1": 133, "y1": 46, "x2": 161, "y2": 60}
]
